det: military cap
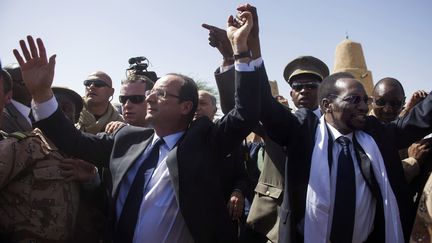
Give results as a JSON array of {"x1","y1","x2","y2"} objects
[
  {"x1": 283, "y1": 56, "x2": 329, "y2": 86},
  {"x1": 52, "y1": 86, "x2": 84, "y2": 121},
  {"x1": 3, "y1": 63, "x2": 23, "y2": 82}
]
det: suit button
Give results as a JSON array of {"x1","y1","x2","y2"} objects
[{"x1": 266, "y1": 191, "x2": 270, "y2": 196}]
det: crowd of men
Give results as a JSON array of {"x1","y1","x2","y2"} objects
[{"x1": 1, "y1": 3, "x2": 432, "y2": 243}]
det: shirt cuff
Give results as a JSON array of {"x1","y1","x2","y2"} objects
[
  {"x1": 220, "y1": 64, "x2": 234, "y2": 73},
  {"x1": 31, "y1": 96, "x2": 59, "y2": 122},
  {"x1": 235, "y1": 57, "x2": 263, "y2": 72}
]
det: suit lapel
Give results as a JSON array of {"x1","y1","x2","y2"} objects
[
  {"x1": 166, "y1": 146, "x2": 180, "y2": 204},
  {"x1": 6, "y1": 103, "x2": 32, "y2": 131},
  {"x1": 111, "y1": 135, "x2": 154, "y2": 196}
]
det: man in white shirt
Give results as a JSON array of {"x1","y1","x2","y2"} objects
[{"x1": 13, "y1": 8, "x2": 259, "y2": 243}]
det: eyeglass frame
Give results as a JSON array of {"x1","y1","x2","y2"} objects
[
  {"x1": 83, "y1": 79, "x2": 110, "y2": 88},
  {"x1": 328, "y1": 94, "x2": 372, "y2": 105},
  {"x1": 145, "y1": 88, "x2": 182, "y2": 100},
  {"x1": 119, "y1": 95, "x2": 147, "y2": 105}
]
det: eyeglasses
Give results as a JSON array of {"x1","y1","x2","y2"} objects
[
  {"x1": 373, "y1": 98, "x2": 405, "y2": 108},
  {"x1": 329, "y1": 94, "x2": 372, "y2": 105},
  {"x1": 145, "y1": 89, "x2": 181, "y2": 100},
  {"x1": 291, "y1": 82, "x2": 319, "y2": 92},
  {"x1": 119, "y1": 95, "x2": 146, "y2": 105},
  {"x1": 83, "y1": 79, "x2": 110, "y2": 88}
]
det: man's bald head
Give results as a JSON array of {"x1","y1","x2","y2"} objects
[
  {"x1": 373, "y1": 77, "x2": 405, "y2": 97},
  {"x1": 86, "y1": 71, "x2": 113, "y2": 87}
]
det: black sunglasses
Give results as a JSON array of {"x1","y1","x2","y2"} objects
[
  {"x1": 291, "y1": 82, "x2": 319, "y2": 92},
  {"x1": 83, "y1": 79, "x2": 109, "y2": 88},
  {"x1": 119, "y1": 95, "x2": 146, "y2": 105},
  {"x1": 330, "y1": 94, "x2": 372, "y2": 105},
  {"x1": 374, "y1": 98, "x2": 404, "y2": 108}
]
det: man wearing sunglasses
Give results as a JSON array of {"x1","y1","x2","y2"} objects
[
  {"x1": 370, "y1": 77, "x2": 406, "y2": 124},
  {"x1": 76, "y1": 71, "x2": 123, "y2": 134},
  {"x1": 15, "y1": 9, "x2": 258, "y2": 243},
  {"x1": 204, "y1": 8, "x2": 329, "y2": 242},
  {"x1": 283, "y1": 56, "x2": 329, "y2": 115},
  {"x1": 369, "y1": 79, "x2": 427, "y2": 182},
  {"x1": 118, "y1": 74, "x2": 153, "y2": 127},
  {"x1": 370, "y1": 78, "x2": 432, "y2": 241},
  {"x1": 211, "y1": 4, "x2": 432, "y2": 243}
]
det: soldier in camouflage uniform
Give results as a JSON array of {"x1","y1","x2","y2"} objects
[{"x1": 0, "y1": 63, "x2": 79, "y2": 242}]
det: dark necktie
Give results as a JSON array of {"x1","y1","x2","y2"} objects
[
  {"x1": 115, "y1": 138, "x2": 165, "y2": 243},
  {"x1": 28, "y1": 112, "x2": 35, "y2": 124},
  {"x1": 330, "y1": 136, "x2": 356, "y2": 243}
]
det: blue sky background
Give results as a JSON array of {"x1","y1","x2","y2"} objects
[{"x1": 1, "y1": 0, "x2": 431, "y2": 109}]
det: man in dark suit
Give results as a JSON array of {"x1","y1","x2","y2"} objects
[
  {"x1": 258, "y1": 64, "x2": 432, "y2": 242},
  {"x1": 13, "y1": 9, "x2": 258, "y2": 243},
  {"x1": 1, "y1": 64, "x2": 33, "y2": 133},
  {"x1": 203, "y1": 6, "x2": 329, "y2": 243}
]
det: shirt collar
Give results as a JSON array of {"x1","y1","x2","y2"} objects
[
  {"x1": 153, "y1": 131, "x2": 185, "y2": 150},
  {"x1": 11, "y1": 99, "x2": 31, "y2": 117},
  {"x1": 326, "y1": 122, "x2": 353, "y2": 143},
  {"x1": 313, "y1": 108, "x2": 322, "y2": 118}
]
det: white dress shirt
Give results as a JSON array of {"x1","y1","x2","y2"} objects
[
  {"x1": 326, "y1": 123, "x2": 376, "y2": 243},
  {"x1": 32, "y1": 96, "x2": 193, "y2": 243},
  {"x1": 11, "y1": 99, "x2": 32, "y2": 125}
]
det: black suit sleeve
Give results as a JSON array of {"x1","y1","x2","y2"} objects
[
  {"x1": 212, "y1": 67, "x2": 261, "y2": 159},
  {"x1": 393, "y1": 93, "x2": 432, "y2": 148},
  {"x1": 258, "y1": 64, "x2": 302, "y2": 147},
  {"x1": 215, "y1": 67, "x2": 236, "y2": 115},
  {"x1": 35, "y1": 108, "x2": 113, "y2": 167},
  {"x1": 365, "y1": 92, "x2": 432, "y2": 150}
]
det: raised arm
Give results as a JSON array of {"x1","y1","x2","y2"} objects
[
  {"x1": 202, "y1": 23, "x2": 236, "y2": 114},
  {"x1": 13, "y1": 36, "x2": 113, "y2": 165},
  {"x1": 13, "y1": 36, "x2": 55, "y2": 103}
]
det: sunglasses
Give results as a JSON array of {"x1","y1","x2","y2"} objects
[
  {"x1": 291, "y1": 82, "x2": 319, "y2": 92},
  {"x1": 119, "y1": 95, "x2": 146, "y2": 105},
  {"x1": 83, "y1": 79, "x2": 109, "y2": 88},
  {"x1": 373, "y1": 98, "x2": 404, "y2": 108},
  {"x1": 330, "y1": 94, "x2": 372, "y2": 105}
]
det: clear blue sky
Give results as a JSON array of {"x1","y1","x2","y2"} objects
[{"x1": 1, "y1": 0, "x2": 431, "y2": 108}]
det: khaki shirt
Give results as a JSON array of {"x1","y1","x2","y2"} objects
[{"x1": 0, "y1": 128, "x2": 79, "y2": 242}]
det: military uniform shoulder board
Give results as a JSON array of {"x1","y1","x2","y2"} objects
[{"x1": 1, "y1": 131, "x2": 30, "y2": 140}]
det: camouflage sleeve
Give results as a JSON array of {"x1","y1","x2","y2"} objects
[{"x1": 0, "y1": 129, "x2": 52, "y2": 188}]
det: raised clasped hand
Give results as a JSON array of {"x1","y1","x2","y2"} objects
[{"x1": 226, "y1": 11, "x2": 253, "y2": 54}]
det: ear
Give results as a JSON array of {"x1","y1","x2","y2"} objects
[
  {"x1": 290, "y1": 90, "x2": 294, "y2": 98},
  {"x1": 321, "y1": 98, "x2": 332, "y2": 113},
  {"x1": 109, "y1": 87, "x2": 115, "y2": 96},
  {"x1": 180, "y1": 100, "x2": 193, "y2": 116}
]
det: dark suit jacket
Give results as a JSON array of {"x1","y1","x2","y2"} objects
[
  {"x1": 35, "y1": 69, "x2": 260, "y2": 243},
  {"x1": 1, "y1": 102, "x2": 32, "y2": 133},
  {"x1": 258, "y1": 66, "x2": 432, "y2": 242},
  {"x1": 215, "y1": 67, "x2": 284, "y2": 242}
]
